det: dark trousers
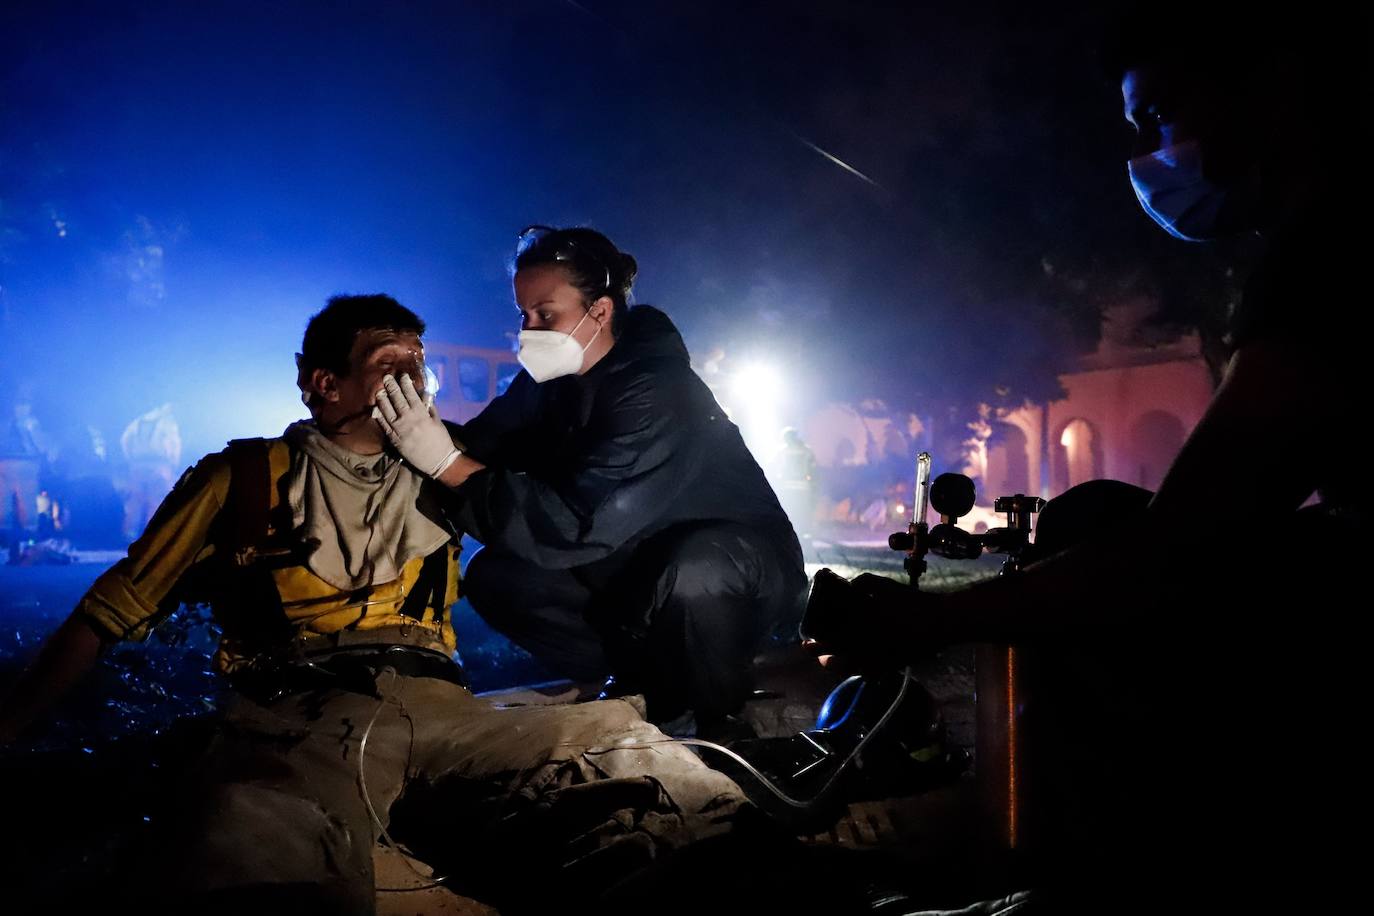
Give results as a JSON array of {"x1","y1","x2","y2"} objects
[
  {"x1": 1015, "y1": 480, "x2": 1363, "y2": 911},
  {"x1": 464, "y1": 521, "x2": 806, "y2": 721}
]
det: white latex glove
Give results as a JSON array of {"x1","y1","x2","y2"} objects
[{"x1": 373, "y1": 373, "x2": 461, "y2": 478}]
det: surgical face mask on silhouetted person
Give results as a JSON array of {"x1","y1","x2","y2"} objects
[
  {"x1": 1128, "y1": 139, "x2": 1230, "y2": 241},
  {"x1": 517, "y1": 309, "x2": 601, "y2": 383}
]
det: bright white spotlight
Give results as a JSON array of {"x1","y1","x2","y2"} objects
[
  {"x1": 728, "y1": 362, "x2": 786, "y2": 459},
  {"x1": 731, "y1": 363, "x2": 783, "y2": 407}
]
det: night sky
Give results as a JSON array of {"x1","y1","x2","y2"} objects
[{"x1": 1, "y1": 1, "x2": 1237, "y2": 461}]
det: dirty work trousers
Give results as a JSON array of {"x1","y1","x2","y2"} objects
[
  {"x1": 464, "y1": 520, "x2": 807, "y2": 722},
  {"x1": 157, "y1": 669, "x2": 748, "y2": 914}
]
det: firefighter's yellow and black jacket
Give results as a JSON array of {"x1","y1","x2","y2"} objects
[{"x1": 76, "y1": 436, "x2": 461, "y2": 675}]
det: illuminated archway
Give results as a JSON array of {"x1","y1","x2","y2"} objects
[{"x1": 1053, "y1": 418, "x2": 1101, "y2": 493}]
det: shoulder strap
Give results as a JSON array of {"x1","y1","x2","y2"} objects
[
  {"x1": 399, "y1": 546, "x2": 451, "y2": 624},
  {"x1": 225, "y1": 437, "x2": 272, "y2": 564},
  {"x1": 219, "y1": 437, "x2": 291, "y2": 646}
]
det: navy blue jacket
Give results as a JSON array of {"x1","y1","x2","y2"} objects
[{"x1": 449, "y1": 306, "x2": 801, "y2": 572}]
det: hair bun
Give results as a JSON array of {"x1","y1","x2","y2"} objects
[{"x1": 617, "y1": 253, "x2": 638, "y2": 293}]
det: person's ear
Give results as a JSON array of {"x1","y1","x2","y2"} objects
[
  {"x1": 589, "y1": 296, "x2": 613, "y2": 325},
  {"x1": 308, "y1": 367, "x2": 341, "y2": 403}
]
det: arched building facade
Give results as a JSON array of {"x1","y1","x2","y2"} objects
[{"x1": 970, "y1": 335, "x2": 1214, "y2": 506}]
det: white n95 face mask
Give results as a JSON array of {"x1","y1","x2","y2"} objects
[
  {"x1": 517, "y1": 309, "x2": 602, "y2": 383},
  {"x1": 1127, "y1": 139, "x2": 1229, "y2": 242}
]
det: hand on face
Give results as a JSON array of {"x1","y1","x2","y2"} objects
[{"x1": 373, "y1": 373, "x2": 460, "y2": 478}]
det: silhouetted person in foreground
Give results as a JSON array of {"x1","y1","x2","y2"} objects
[{"x1": 808, "y1": 4, "x2": 1368, "y2": 911}]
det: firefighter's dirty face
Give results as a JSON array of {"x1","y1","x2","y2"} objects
[
  {"x1": 354, "y1": 329, "x2": 426, "y2": 412},
  {"x1": 314, "y1": 328, "x2": 426, "y2": 425}
]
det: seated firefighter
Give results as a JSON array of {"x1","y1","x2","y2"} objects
[
  {"x1": 419, "y1": 226, "x2": 808, "y2": 740},
  {"x1": 0, "y1": 294, "x2": 753, "y2": 913}
]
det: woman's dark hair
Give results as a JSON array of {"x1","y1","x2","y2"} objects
[
  {"x1": 299, "y1": 293, "x2": 425, "y2": 378},
  {"x1": 513, "y1": 226, "x2": 638, "y2": 333},
  {"x1": 1098, "y1": 2, "x2": 1253, "y2": 84},
  {"x1": 1099, "y1": 2, "x2": 1359, "y2": 113},
  {"x1": 1098, "y1": 1, "x2": 1360, "y2": 168}
]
